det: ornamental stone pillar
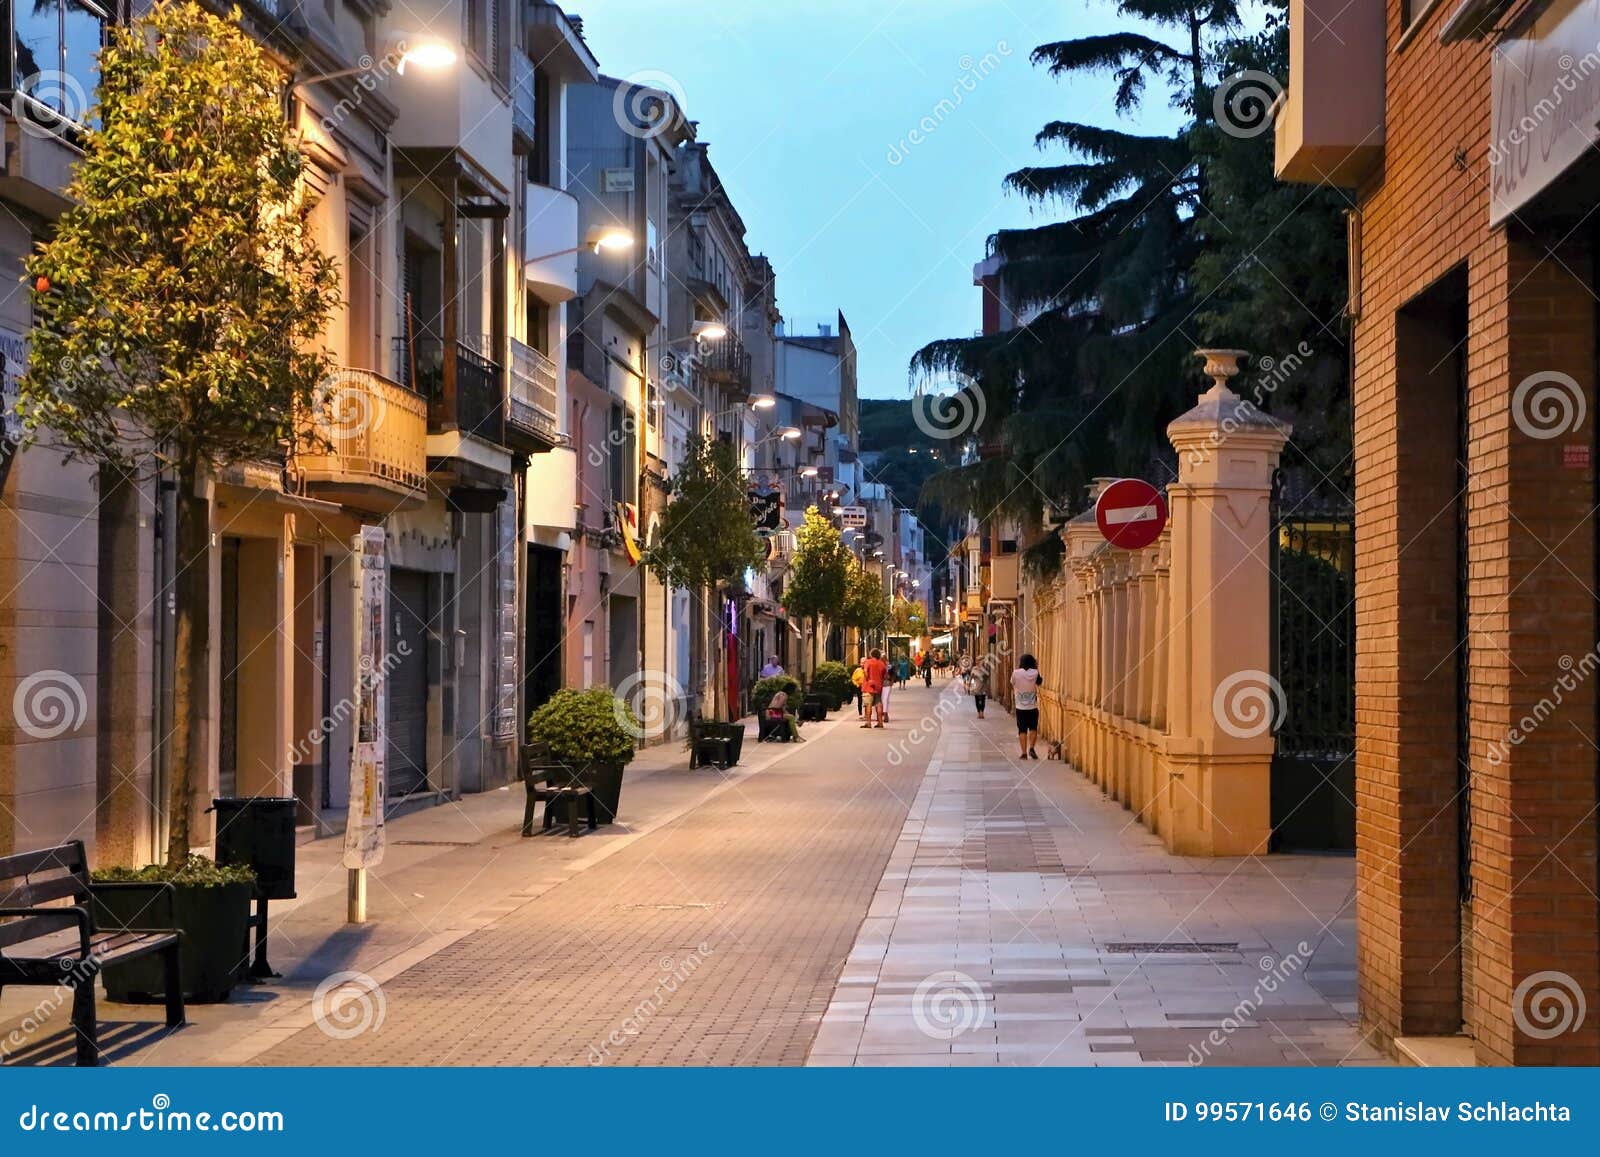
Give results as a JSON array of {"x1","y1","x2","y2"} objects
[{"x1": 1163, "y1": 349, "x2": 1291, "y2": 856}]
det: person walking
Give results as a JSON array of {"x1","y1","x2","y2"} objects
[
  {"x1": 894, "y1": 655, "x2": 910, "y2": 688},
  {"x1": 860, "y1": 649, "x2": 888, "y2": 729},
  {"x1": 851, "y1": 661, "x2": 866, "y2": 716},
  {"x1": 1012, "y1": 653, "x2": 1043, "y2": 759},
  {"x1": 759, "y1": 655, "x2": 784, "y2": 679},
  {"x1": 921, "y1": 652, "x2": 933, "y2": 687},
  {"x1": 969, "y1": 660, "x2": 988, "y2": 720}
]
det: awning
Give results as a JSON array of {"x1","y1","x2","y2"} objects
[{"x1": 930, "y1": 633, "x2": 953, "y2": 647}]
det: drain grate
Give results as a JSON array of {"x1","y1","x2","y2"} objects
[
  {"x1": 1104, "y1": 941, "x2": 1240, "y2": 955},
  {"x1": 391, "y1": 839, "x2": 477, "y2": 847},
  {"x1": 614, "y1": 902, "x2": 722, "y2": 912}
]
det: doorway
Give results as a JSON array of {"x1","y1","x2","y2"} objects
[{"x1": 387, "y1": 568, "x2": 431, "y2": 798}]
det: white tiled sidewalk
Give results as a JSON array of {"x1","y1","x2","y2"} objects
[{"x1": 808, "y1": 690, "x2": 1389, "y2": 1067}]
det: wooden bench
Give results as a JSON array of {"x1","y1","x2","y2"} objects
[
  {"x1": 520, "y1": 750, "x2": 598, "y2": 838},
  {"x1": 0, "y1": 841, "x2": 184, "y2": 1066}
]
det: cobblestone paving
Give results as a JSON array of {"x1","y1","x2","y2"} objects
[
  {"x1": 809, "y1": 688, "x2": 1389, "y2": 1067},
  {"x1": 252, "y1": 698, "x2": 935, "y2": 1066}
]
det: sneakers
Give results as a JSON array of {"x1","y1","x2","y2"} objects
[{"x1": 1028, "y1": 749, "x2": 1039, "y2": 760}]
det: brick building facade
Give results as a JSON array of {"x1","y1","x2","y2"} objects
[{"x1": 1278, "y1": 0, "x2": 1600, "y2": 1064}]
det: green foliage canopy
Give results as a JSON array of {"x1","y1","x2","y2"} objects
[{"x1": 18, "y1": 0, "x2": 340, "y2": 476}]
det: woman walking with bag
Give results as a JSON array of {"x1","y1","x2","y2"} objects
[{"x1": 1012, "y1": 654, "x2": 1043, "y2": 759}]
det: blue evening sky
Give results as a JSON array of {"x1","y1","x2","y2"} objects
[{"x1": 578, "y1": 0, "x2": 1194, "y2": 400}]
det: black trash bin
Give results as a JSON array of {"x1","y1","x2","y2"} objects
[{"x1": 212, "y1": 797, "x2": 298, "y2": 900}]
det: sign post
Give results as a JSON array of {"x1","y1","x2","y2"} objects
[
  {"x1": 344, "y1": 526, "x2": 388, "y2": 923},
  {"x1": 1095, "y1": 478, "x2": 1169, "y2": 550}
]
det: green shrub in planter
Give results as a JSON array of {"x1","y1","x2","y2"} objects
[
  {"x1": 751, "y1": 675, "x2": 800, "y2": 714},
  {"x1": 813, "y1": 661, "x2": 854, "y2": 709},
  {"x1": 528, "y1": 688, "x2": 639, "y2": 823},
  {"x1": 92, "y1": 856, "x2": 256, "y2": 1004}
]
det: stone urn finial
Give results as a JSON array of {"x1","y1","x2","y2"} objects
[{"x1": 1195, "y1": 349, "x2": 1249, "y2": 398}]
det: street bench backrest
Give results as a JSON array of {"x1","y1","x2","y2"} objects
[{"x1": 0, "y1": 840, "x2": 91, "y2": 951}]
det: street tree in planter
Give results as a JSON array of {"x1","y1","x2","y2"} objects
[
  {"x1": 18, "y1": 1, "x2": 339, "y2": 868},
  {"x1": 781, "y1": 507, "x2": 852, "y2": 679},
  {"x1": 527, "y1": 688, "x2": 640, "y2": 824},
  {"x1": 644, "y1": 436, "x2": 766, "y2": 721}
]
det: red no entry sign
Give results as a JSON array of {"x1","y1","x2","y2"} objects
[{"x1": 1095, "y1": 478, "x2": 1168, "y2": 550}]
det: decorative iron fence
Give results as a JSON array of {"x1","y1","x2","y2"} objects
[{"x1": 1269, "y1": 481, "x2": 1356, "y2": 851}]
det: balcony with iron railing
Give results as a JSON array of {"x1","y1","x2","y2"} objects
[
  {"x1": 393, "y1": 334, "x2": 505, "y2": 447},
  {"x1": 296, "y1": 368, "x2": 429, "y2": 514},
  {"x1": 507, "y1": 338, "x2": 563, "y2": 452},
  {"x1": 700, "y1": 331, "x2": 751, "y2": 397}
]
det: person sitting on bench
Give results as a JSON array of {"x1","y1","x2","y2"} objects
[{"x1": 765, "y1": 690, "x2": 805, "y2": 742}]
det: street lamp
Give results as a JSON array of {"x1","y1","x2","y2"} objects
[
  {"x1": 693, "y1": 320, "x2": 728, "y2": 342},
  {"x1": 299, "y1": 34, "x2": 458, "y2": 86},
  {"x1": 525, "y1": 225, "x2": 634, "y2": 264},
  {"x1": 750, "y1": 394, "x2": 777, "y2": 409}
]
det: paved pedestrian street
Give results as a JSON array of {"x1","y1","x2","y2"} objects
[{"x1": 1, "y1": 682, "x2": 1384, "y2": 1068}]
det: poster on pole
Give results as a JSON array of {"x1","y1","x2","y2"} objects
[{"x1": 343, "y1": 526, "x2": 388, "y2": 870}]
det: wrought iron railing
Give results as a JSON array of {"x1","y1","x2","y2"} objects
[
  {"x1": 701, "y1": 332, "x2": 751, "y2": 393},
  {"x1": 393, "y1": 334, "x2": 505, "y2": 444}
]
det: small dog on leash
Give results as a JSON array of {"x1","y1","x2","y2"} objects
[{"x1": 1045, "y1": 740, "x2": 1063, "y2": 761}]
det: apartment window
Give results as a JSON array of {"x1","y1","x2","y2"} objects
[
  {"x1": 608, "y1": 404, "x2": 637, "y2": 506},
  {"x1": 347, "y1": 205, "x2": 380, "y2": 369},
  {"x1": 646, "y1": 217, "x2": 659, "y2": 271},
  {"x1": 3, "y1": 0, "x2": 108, "y2": 132},
  {"x1": 466, "y1": 0, "x2": 505, "y2": 81}
]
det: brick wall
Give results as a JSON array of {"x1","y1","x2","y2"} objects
[{"x1": 1350, "y1": 2, "x2": 1600, "y2": 1064}]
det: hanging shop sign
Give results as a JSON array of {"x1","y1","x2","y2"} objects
[
  {"x1": 837, "y1": 505, "x2": 868, "y2": 529},
  {"x1": 749, "y1": 488, "x2": 782, "y2": 535},
  {"x1": 1489, "y1": 0, "x2": 1600, "y2": 225}
]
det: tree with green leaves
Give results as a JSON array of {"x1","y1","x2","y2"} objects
[
  {"x1": 890, "y1": 597, "x2": 929, "y2": 637},
  {"x1": 781, "y1": 506, "x2": 852, "y2": 677},
  {"x1": 645, "y1": 435, "x2": 766, "y2": 720},
  {"x1": 19, "y1": 0, "x2": 340, "y2": 866},
  {"x1": 645, "y1": 435, "x2": 766, "y2": 590},
  {"x1": 840, "y1": 560, "x2": 891, "y2": 655},
  {"x1": 912, "y1": 1, "x2": 1349, "y2": 533}
]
